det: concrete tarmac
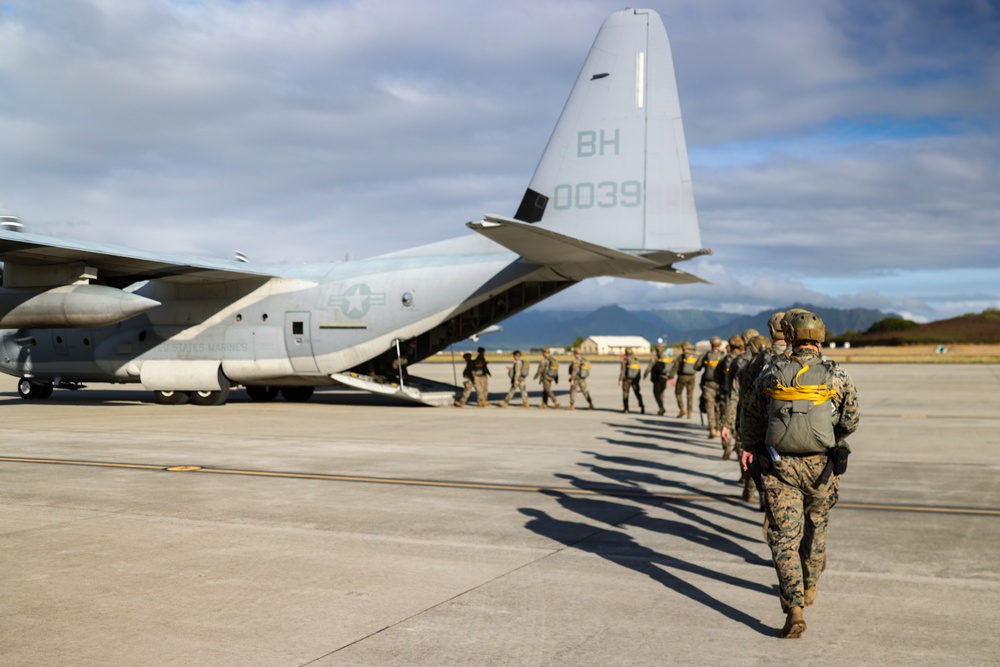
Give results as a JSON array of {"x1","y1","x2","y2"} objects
[{"x1": 1, "y1": 362, "x2": 998, "y2": 666}]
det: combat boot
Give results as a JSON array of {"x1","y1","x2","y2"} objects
[
  {"x1": 658, "y1": 408, "x2": 665, "y2": 416},
  {"x1": 588, "y1": 398, "x2": 595, "y2": 410},
  {"x1": 453, "y1": 401, "x2": 464, "y2": 408},
  {"x1": 686, "y1": 411, "x2": 693, "y2": 419},
  {"x1": 498, "y1": 400, "x2": 508, "y2": 408},
  {"x1": 522, "y1": 402, "x2": 531, "y2": 408},
  {"x1": 676, "y1": 410, "x2": 685, "y2": 418},
  {"x1": 639, "y1": 404, "x2": 645, "y2": 414},
  {"x1": 553, "y1": 401, "x2": 561, "y2": 409},
  {"x1": 567, "y1": 404, "x2": 575, "y2": 410},
  {"x1": 804, "y1": 585, "x2": 817, "y2": 607},
  {"x1": 781, "y1": 606, "x2": 807, "y2": 638},
  {"x1": 722, "y1": 446, "x2": 732, "y2": 460}
]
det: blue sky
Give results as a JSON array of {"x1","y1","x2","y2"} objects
[{"x1": 0, "y1": 0, "x2": 997, "y2": 322}]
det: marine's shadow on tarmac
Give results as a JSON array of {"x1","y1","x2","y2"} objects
[
  {"x1": 519, "y1": 409, "x2": 778, "y2": 636},
  {"x1": 519, "y1": 503, "x2": 774, "y2": 637}
]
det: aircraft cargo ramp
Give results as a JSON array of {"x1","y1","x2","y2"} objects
[{"x1": 330, "y1": 372, "x2": 458, "y2": 406}]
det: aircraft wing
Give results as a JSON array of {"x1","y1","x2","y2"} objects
[
  {"x1": 466, "y1": 215, "x2": 709, "y2": 285},
  {"x1": 0, "y1": 229, "x2": 277, "y2": 288}
]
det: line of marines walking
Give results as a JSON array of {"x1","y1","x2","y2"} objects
[{"x1": 452, "y1": 309, "x2": 860, "y2": 639}]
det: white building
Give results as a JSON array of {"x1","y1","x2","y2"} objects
[{"x1": 579, "y1": 336, "x2": 652, "y2": 355}]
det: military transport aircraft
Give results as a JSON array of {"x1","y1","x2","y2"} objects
[{"x1": 0, "y1": 8, "x2": 709, "y2": 406}]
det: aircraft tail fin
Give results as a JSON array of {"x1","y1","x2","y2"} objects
[{"x1": 514, "y1": 9, "x2": 703, "y2": 255}]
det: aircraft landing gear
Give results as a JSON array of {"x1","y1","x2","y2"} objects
[
  {"x1": 246, "y1": 385, "x2": 280, "y2": 402},
  {"x1": 280, "y1": 386, "x2": 315, "y2": 402},
  {"x1": 18, "y1": 378, "x2": 53, "y2": 400},
  {"x1": 153, "y1": 390, "x2": 189, "y2": 405}
]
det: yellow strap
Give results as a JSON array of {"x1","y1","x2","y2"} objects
[
  {"x1": 706, "y1": 360, "x2": 719, "y2": 367},
  {"x1": 766, "y1": 364, "x2": 838, "y2": 405},
  {"x1": 628, "y1": 363, "x2": 641, "y2": 370}
]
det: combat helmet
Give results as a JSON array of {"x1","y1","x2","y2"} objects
[
  {"x1": 682, "y1": 341, "x2": 694, "y2": 351},
  {"x1": 741, "y1": 328, "x2": 759, "y2": 344},
  {"x1": 750, "y1": 334, "x2": 772, "y2": 354},
  {"x1": 788, "y1": 311, "x2": 826, "y2": 344},
  {"x1": 780, "y1": 308, "x2": 808, "y2": 342},
  {"x1": 709, "y1": 336, "x2": 722, "y2": 347},
  {"x1": 728, "y1": 334, "x2": 745, "y2": 350},
  {"x1": 768, "y1": 312, "x2": 786, "y2": 340}
]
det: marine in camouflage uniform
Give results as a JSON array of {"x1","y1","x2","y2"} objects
[
  {"x1": 499, "y1": 350, "x2": 530, "y2": 408},
  {"x1": 568, "y1": 349, "x2": 595, "y2": 410},
  {"x1": 667, "y1": 342, "x2": 698, "y2": 418},
  {"x1": 470, "y1": 347, "x2": 491, "y2": 407},
  {"x1": 694, "y1": 336, "x2": 725, "y2": 437},
  {"x1": 534, "y1": 348, "x2": 561, "y2": 409},
  {"x1": 617, "y1": 348, "x2": 645, "y2": 414},
  {"x1": 453, "y1": 353, "x2": 475, "y2": 407},
  {"x1": 721, "y1": 331, "x2": 766, "y2": 502},
  {"x1": 643, "y1": 344, "x2": 673, "y2": 415},
  {"x1": 739, "y1": 312, "x2": 860, "y2": 639},
  {"x1": 713, "y1": 333, "x2": 748, "y2": 459}
]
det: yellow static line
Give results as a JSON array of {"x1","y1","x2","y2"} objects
[{"x1": 2, "y1": 456, "x2": 999, "y2": 516}]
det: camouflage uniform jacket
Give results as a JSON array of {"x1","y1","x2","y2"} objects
[
  {"x1": 739, "y1": 348, "x2": 859, "y2": 451},
  {"x1": 721, "y1": 350, "x2": 753, "y2": 430}
]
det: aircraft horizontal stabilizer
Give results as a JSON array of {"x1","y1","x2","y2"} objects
[{"x1": 467, "y1": 215, "x2": 708, "y2": 285}]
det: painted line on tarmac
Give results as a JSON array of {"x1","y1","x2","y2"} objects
[{"x1": 3, "y1": 455, "x2": 1000, "y2": 517}]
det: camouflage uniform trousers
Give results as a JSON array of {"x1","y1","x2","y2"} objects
[
  {"x1": 504, "y1": 378, "x2": 529, "y2": 406},
  {"x1": 761, "y1": 453, "x2": 839, "y2": 612},
  {"x1": 675, "y1": 375, "x2": 695, "y2": 415},
  {"x1": 621, "y1": 376, "x2": 644, "y2": 410},
  {"x1": 473, "y1": 375, "x2": 489, "y2": 405},
  {"x1": 650, "y1": 376, "x2": 668, "y2": 413},
  {"x1": 569, "y1": 378, "x2": 591, "y2": 407},
  {"x1": 700, "y1": 382, "x2": 719, "y2": 430},
  {"x1": 539, "y1": 378, "x2": 558, "y2": 406},
  {"x1": 733, "y1": 433, "x2": 757, "y2": 500},
  {"x1": 457, "y1": 379, "x2": 475, "y2": 405}
]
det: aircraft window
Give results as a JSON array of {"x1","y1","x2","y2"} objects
[
  {"x1": 402, "y1": 292, "x2": 414, "y2": 307},
  {"x1": 56, "y1": 336, "x2": 63, "y2": 344},
  {"x1": 236, "y1": 314, "x2": 242, "y2": 322},
  {"x1": 262, "y1": 314, "x2": 268, "y2": 322},
  {"x1": 83, "y1": 338, "x2": 90, "y2": 346},
  {"x1": 292, "y1": 321, "x2": 304, "y2": 335}
]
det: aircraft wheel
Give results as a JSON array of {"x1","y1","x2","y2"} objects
[
  {"x1": 154, "y1": 390, "x2": 189, "y2": 405},
  {"x1": 280, "y1": 386, "x2": 314, "y2": 402},
  {"x1": 246, "y1": 385, "x2": 280, "y2": 402},
  {"x1": 17, "y1": 378, "x2": 50, "y2": 400},
  {"x1": 190, "y1": 390, "x2": 228, "y2": 406}
]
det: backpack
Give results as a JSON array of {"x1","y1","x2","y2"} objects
[{"x1": 764, "y1": 357, "x2": 838, "y2": 455}]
